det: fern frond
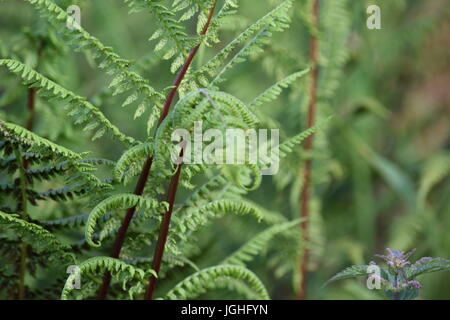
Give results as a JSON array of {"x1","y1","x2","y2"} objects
[
  {"x1": 42, "y1": 213, "x2": 90, "y2": 229},
  {"x1": 203, "y1": 0, "x2": 238, "y2": 44},
  {"x1": 0, "y1": 59, "x2": 135, "y2": 145},
  {"x1": 153, "y1": 89, "x2": 258, "y2": 171},
  {"x1": 318, "y1": 0, "x2": 351, "y2": 99},
  {"x1": 277, "y1": 117, "x2": 331, "y2": 159},
  {"x1": 38, "y1": 179, "x2": 111, "y2": 202},
  {"x1": 222, "y1": 219, "x2": 301, "y2": 266},
  {"x1": 24, "y1": 158, "x2": 112, "y2": 182},
  {"x1": 418, "y1": 153, "x2": 450, "y2": 208},
  {"x1": 0, "y1": 121, "x2": 81, "y2": 159},
  {"x1": 188, "y1": 0, "x2": 293, "y2": 88},
  {"x1": 248, "y1": 69, "x2": 310, "y2": 108},
  {"x1": 85, "y1": 194, "x2": 166, "y2": 247},
  {"x1": 114, "y1": 142, "x2": 153, "y2": 184},
  {"x1": 25, "y1": 0, "x2": 164, "y2": 120},
  {"x1": 124, "y1": 0, "x2": 194, "y2": 72},
  {"x1": 182, "y1": 175, "x2": 233, "y2": 207},
  {"x1": 213, "y1": 277, "x2": 263, "y2": 300},
  {"x1": 0, "y1": 211, "x2": 73, "y2": 263},
  {"x1": 163, "y1": 265, "x2": 269, "y2": 300},
  {"x1": 61, "y1": 256, "x2": 156, "y2": 300},
  {"x1": 173, "y1": 199, "x2": 264, "y2": 239}
]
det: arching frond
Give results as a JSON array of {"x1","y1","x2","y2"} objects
[
  {"x1": 0, "y1": 60, "x2": 135, "y2": 145},
  {"x1": 248, "y1": 69, "x2": 310, "y2": 108},
  {"x1": 417, "y1": 153, "x2": 450, "y2": 208},
  {"x1": 124, "y1": 0, "x2": 195, "y2": 72},
  {"x1": 172, "y1": 199, "x2": 264, "y2": 240},
  {"x1": 187, "y1": 0, "x2": 293, "y2": 89},
  {"x1": 278, "y1": 117, "x2": 331, "y2": 159},
  {"x1": 61, "y1": 257, "x2": 156, "y2": 300},
  {"x1": 163, "y1": 265, "x2": 269, "y2": 300},
  {"x1": 85, "y1": 194, "x2": 166, "y2": 247},
  {"x1": 0, "y1": 211, "x2": 73, "y2": 263},
  {"x1": 0, "y1": 121, "x2": 81, "y2": 159},
  {"x1": 222, "y1": 219, "x2": 302, "y2": 266},
  {"x1": 114, "y1": 142, "x2": 153, "y2": 184},
  {"x1": 25, "y1": 0, "x2": 164, "y2": 122}
]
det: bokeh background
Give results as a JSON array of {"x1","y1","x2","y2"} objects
[{"x1": 1, "y1": 0, "x2": 449, "y2": 299}]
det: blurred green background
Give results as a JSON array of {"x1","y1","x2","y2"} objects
[{"x1": 1, "y1": 0, "x2": 449, "y2": 299}]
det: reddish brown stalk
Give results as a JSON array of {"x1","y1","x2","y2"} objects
[
  {"x1": 26, "y1": 88, "x2": 37, "y2": 132},
  {"x1": 17, "y1": 44, "x2": 44, "y2": 299},
  {"x1": 298, "y1": 0, "x2": 320, "y2": 301},
  {"x1": 144, "y1": 158, "x2": 183, "y2": 300},
  {"x1": 144, "y1": 2, "x2": 218, "y2": 301},
  {"x1": 97, "y1": 2, "x2": 217, "y2": 300},
  {"x1": 17, "y1": 86, "x2": 36, "y2": 300},
  {"x1": 97, "y1": 156, "x2": 154, "y2": 299},
  {"x1": 24, "y1": 42, "x2": 44, "y2": 168}
]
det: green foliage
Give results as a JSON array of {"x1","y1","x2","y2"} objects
[
  {"x1": 327, "y1": 249, "x2": 450, "y2": 300},
  {"x1": 0, "y1": 60, "x2": 134, "y2": 145},
  {"x1": 2, "y1": 0, "x2": 447, "y2": 301},
  {"x1": 0, "y1": 210, "x2": 73, "y2": 263},
  {"x1": 0, "y1": 120, "x2": 81, "y2": 159},
  {"x1": 85, "y1": 193, "x2": 167, "y2": 247},
  {"x1": 61, "y1": 256, "x2": 156, "y2": 300},
  {"x1": 222, "y1": 219, "x2": 302, "y2": 266},
  {"x1": 163, "y1": 265, "x2": 269, "y2": 300},
  {"x1": 0, "y1": 0, "x2": 314, "y2": 300},
  {"x1": 249, "y1": 69, "x2": 310, "y2": 109}
]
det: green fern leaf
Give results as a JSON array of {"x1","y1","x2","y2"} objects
[
  {"x1": 222, "y1": 219, "x2": 302, "y2": 266},
  {"x1": 61, "y1": 256, "x2": 156, "y2": 300},
  {"x1": 248, "y1": 69, "x2": 310, "y2": 108},
  {"x1": 163, "y1": 265, "x2": 269, "y2": 300},
  {"x1": 0, "y1": 60, "x2": 135, "y2": 145},
  {"x1": 85, "y1": 194, "x2": 166, "y2": 247}
]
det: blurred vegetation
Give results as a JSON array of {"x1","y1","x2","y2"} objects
[{"x1": 0, "y1": 0, "x2": 449, "y2": 299}]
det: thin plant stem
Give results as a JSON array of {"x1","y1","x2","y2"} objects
[
  {"x1": 298, "y1": 0, "x2": 320, "y2": 301},
  {"x1": 14, "y1": 148, "x2": 28, "y2": 300},
  {"x1": 144, "y1": 157, "x2": 183, "y2": 300},
  {"x1": 144, "y1": 2, "x2": 218, "y2": 300},
  {"x1": 14, "y1": 43, "x2": 43, "y2": 299},
  {"x1": 97, "y1": 1, "x2": 217, "y2": 300}
]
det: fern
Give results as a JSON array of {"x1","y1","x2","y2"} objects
[
  {"x1": 163, "y1": 265, "x2": 269, "y2": 300},
  {"x1": 25, "y1": 0, "x2": 164, "y2": 122},
  {"x1": 0, "y1": 60, "x2": 134, "y2": 145},
  {"x1": 0, "y1": 0, "x2": 334, "y2": 301},
  {"x1": 113, "y1": 142, "x2": 153, "y2": 184},
  {"x1": 124, "y1": 0, "x2": 196, "y2": 72},
  {"x1": 85, "y1": 194, "x2": 167, "y2": 247},
  {"x1": 0, "y1": 211, "x2": 73, "y2": 263},
  {"x1": 61, "y1": 256, "x2": 156, "y2": 300},
  {"x1": 417, "y1": 153, "x2": 450, "y2": 208},
  {"x1": 0, "y1": 120, "x2": 81, "y2": 159},
  {"x1": 222, "y1": 219, "x2": 302, "y2": 266},
  {"x1": 249, "y1": 69, "x2": 310, "y2": 108},
  {"x1": 173, "y1": 199, "x2": 264, "y2": 238},
  {"x1": 187, "y1": 0, "x2": 293, "y2": 89}
]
